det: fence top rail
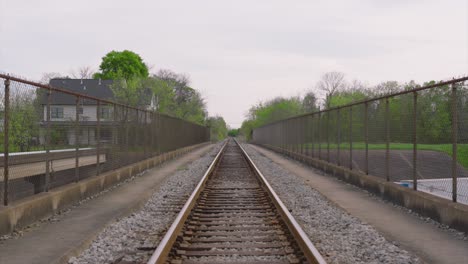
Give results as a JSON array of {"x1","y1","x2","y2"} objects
[
  {"x1": 255, "y1": 76, "x2": 468, "y2": 129},
  {"x1": 0, "y1": 73, "x2": 208, "y2": 129}
]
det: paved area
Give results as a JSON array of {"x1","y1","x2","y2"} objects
[
  {"x1": 251, "y1": 144, "x2": 468, "y2": 264},
  {"x1": 308, "y1": 149, "x2": 467, "y2": 181},
  {"x1": 0, "y1": 154, "x2": 105, "y2": 180},
  {"x1": 0, "y1": 144, "x2": 214, "y2": 264}
]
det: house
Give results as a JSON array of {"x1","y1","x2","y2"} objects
[{"x1": 39, "y1": 79, "x2": 155, "y2": 146}]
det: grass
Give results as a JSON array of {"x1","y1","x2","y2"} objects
[{"x1": 295, "y1": 142, "x2": 468, "y2": 168}]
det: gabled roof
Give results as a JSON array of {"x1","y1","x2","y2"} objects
[{"x1": 42, "y1": 79, "x2": 114, "y2": 105}]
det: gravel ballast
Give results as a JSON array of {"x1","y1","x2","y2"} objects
[
  {"x1": 241, "y1": 144, "x2": 422, "y2": 264},
  {"x1": 69, "y1": 142, "x2": 223, "y2": 264}
]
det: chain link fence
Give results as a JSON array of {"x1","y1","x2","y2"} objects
[
  {"x1": 253, "y1": 77, "x2": 468, "y2": 204},
  {"x1": 0, "y1": 74, "x2": 210, "y2": 205}
]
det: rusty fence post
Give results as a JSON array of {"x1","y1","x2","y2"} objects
[
  {"x1": 135, "y1": 109, "x2": 139, "y2": 160},
  {"x1": 144, "y1": 111, "x2": 148, "y2": 158},
  {"x1": 96, "y1": 100, "x2": 101, "y2": 176},
  {"x1": 45, "y1": 89, "x2": 51, "y2": 191},
  {"x1": 318, "y1": 113, "x2": 321, "y2": 160},
  {"x1": 3, "y1": 78, "x2": 10, "y2": 205},
  {"x1": 327, "y1": 111, "x2": 330, "y2": 163},
  {"x1": 294, "y1": 120, "x2": 297, "y2": 154},
  {"x1": 365, "y1": 102, "x2": 369, "y2": 175},
  {"x1": 451, "y1": 84, "x2": 458, "y2": 202},
  {"x1": 150, "y1": 112, "x2": 155, "y2": 156},
  {"x1": 385, "y1": 98, "x2": 390, "y2": 182},
  {"x1": 284, "y1": 121, "x2": 287, "y2": 153},
  {"x1": 125, "y1": 108, "x2": 129, "y2": 155},
  {"x1": 112, "y1": 103, "x2": 118, "y2": 170},
  {"x1": 311, "y1": 114, "x2": 315, "y2": 158},
  {"x1": 349, "y1": 106, "x2": 353, "y2": 170},
  {"x1": 337, "y1": 109, "x2": 341, "y2": 166},
  {"x1": 302, "y1": 117, "x2": 305, "y2": 157},
  {"x1": 306, "y1": 115, "x2": 310, "y2": 158},
  {"x1": 75, "y1": 96, "x2": 80, "y2": 182},
  {"x1": 413, "y1": 92, "x2": 418, "y2": 190}
]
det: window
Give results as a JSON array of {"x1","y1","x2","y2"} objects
[
  {"x1": 100, "y1": 107, "x2": 110, "y2": 119},
  {"x1": 51, "y1": 106, "x2": 64, "y2": 119},
  {"x1": 77, "y1": 107, "x2": 84, "y2": 115}
]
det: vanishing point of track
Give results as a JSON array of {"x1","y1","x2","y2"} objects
[{"x1": 148, "y1": 139, "x2": 326, "y2": 264}]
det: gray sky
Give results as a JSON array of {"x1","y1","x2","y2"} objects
[{"x1": 1, "y1": 0, "x2": 467, "y2": 128}]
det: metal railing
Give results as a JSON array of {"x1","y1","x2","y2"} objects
[
  {"x1": 253, "y1": 77, "x2": 468, "y2": 204},
  {"x1": 0, "y1": 74, "x2": 210, "y2": 205}
]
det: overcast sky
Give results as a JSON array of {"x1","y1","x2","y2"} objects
[{"x1": 1, "y1": 0, "x2": 467, "y2": 128}]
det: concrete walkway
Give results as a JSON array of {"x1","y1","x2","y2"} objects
[
  {"x1": 250, "y1": 145, "x2": 468, "y2": 264},
  {"x1": 0, "y1": 144, "x2": 214, "y2": 264}
]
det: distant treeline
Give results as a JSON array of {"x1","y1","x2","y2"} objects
[{"x1": 241, "y1": 72, "x2": 468, "y2": 144}]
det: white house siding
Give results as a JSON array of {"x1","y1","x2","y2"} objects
[
  {"x1": 67, "y1": 127, "x2": 96, "y2": 145},
  {"x1": 43, "y1": 105, "x2": 100, "y2": 121},
  {"x1": 41, "y1": 105, "x2": 111, "y2": 145}
]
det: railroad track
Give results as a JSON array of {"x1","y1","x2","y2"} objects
[{"x1": 148, "y1": 139, "x2": 326, "y2": 264}]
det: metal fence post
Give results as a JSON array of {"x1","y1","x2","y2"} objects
[
  {"x1": 3, "y1": 78, "x2": 10, "y2": 205},
  {"x1": 365, "y1": 102, "x2": 369, "y2": 175},
  {"x1": 413, "y1": 92, "x2": 418, "y2": 190},
  {"x1": 135, "y1": 109, "x2": 139, "y2": 157},
  {"x1": 337, "y1": 108, "x2": 341, "y2": 166},
  {"x1": 150, "y1": 111, "x2": 155, "y2": 156},
  {"x1": 318, "y1": 113, "x2": 321, "y2": 160},
  {"x1": 385, "y1": 98, "x2": 390, "y2": 182},
  {"x1": 306, "y1": 115, "x2": 310, "y2": 158},
  {"x1": 144, "y1": 111, "x2": 148, "y2": 158},
  {"x1": 295, "y1": 119, "x2": 298, "y2": 154},
  {"x1": 349, "y1": 106, "x2": 353, "y2": 170},
  {"x1": 112, "y1": 103, "x2": 118, "y2": 170},
  {"x1": 96, "y1": 100, "x2": 101, "y2": 176},
  {"x1": 75, "y1": 96, "x2": 80, "y2": 182},
  {"x1": 125, "y1": 108, "x2": 129, "y2": 154},
  {"x1": 451, "y1": 84, "x2": 458, "y2": 202},
  {"x1": 300, "y1": 117, "x2": 304, "y2": 157},
  {"x1": 311, "y1": 114, "x2": 315, "y2": 158},
  {"x1": 45, "y1": 89, "x2": 51, "y2": 191},
  {"x1": 284, "y1": 121, "x2": 287, "y2": 153},
  {"x1": 327, "y1": 111, "x2": 330, "y2": 162}
]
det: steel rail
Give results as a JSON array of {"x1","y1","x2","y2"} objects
[
  {"x1": 235, "y1": 139, "x2": 327, "y2": 264},
  {"x1": 147, "y1": 141, "x2": 228, "y2": 264},
  {"x1": 148, "y1": 139, "x2": 327, "y2": 264}
]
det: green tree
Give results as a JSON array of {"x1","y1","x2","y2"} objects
[
  {"x1": 228, "y1": 129, "x2": 240, "y2": 137},
  {"x1": 302, "y1": 91, "x2": 318, "y2": 113},
  {"x1": 93, "y1": 50, "x2": 149, "y2": 80},
  {"x1": 8, "y1": 91, "x2": 40, "y2": 152},
  {"x1": 329, "y1": 89, "x2": 368, "y2": 108},
  {"x1": 240, "y1": 96, "x2": 305, "y2": 140},
  {"x1": 144, "y1": 76, "x2": 173, "y2": 112},
  {"x1": 154, "y1": 69, "x2": 207, "y2": 125},
  {"x1": 110, "y1": 77, "x2": 147, "y2": 106},
  {"x1": 206, "y1": 116, "x2": 228, "y2": 141}
]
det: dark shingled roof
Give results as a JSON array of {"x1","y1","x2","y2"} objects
[{"x1": 42, "y1": 79, "x2": 115, "y2": 105}]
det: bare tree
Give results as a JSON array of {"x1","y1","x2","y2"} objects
[
  {"x1": 155, "y1": 69, "x2": 190, "y2": 87},
  {"x1": 71, "y1": 66, "x2": 94, "y2": 79},
  {"x1": 39, "y1": 72, "x2": 67, "y2": 84},
  {"x1": 155, "y1": 69, "x2": 191, "y2": 103},
  {"x1": 316, "y1": 71, "x2": 346, "y2": 109},
  {"x1": 348, "y1": 79, "x2": 367, "y2": 91},
  {"x1": 374, "y1": 81, "x2": 400, "y2": 95}
]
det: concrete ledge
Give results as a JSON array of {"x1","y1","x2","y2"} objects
[
  {"x1": 256, "y1": 144, "x2": 468, "y2": 234},
  {"x1": 0, "y1": 142, "x2": 209, "y2": 236}
]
